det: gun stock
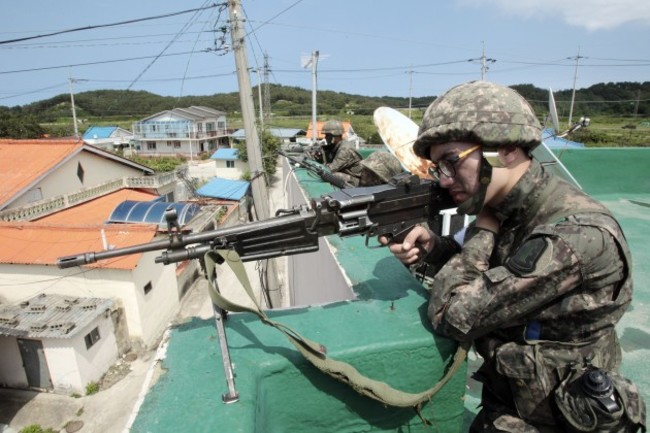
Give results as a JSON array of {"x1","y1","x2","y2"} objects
[{"x1": 57, "y1": 175, "x2": 453, "y2": 269}]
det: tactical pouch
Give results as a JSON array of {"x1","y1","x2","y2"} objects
[
  {"x1": 494, "y1": 342, "x2": 556, "y2": 424},
  {"x1": 554, "y1": 365, "x2": 646, "y2": 432}
]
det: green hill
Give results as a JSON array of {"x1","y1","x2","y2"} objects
[{"x1": 1, "y1": 82, "x2": 649, "y2": 146}]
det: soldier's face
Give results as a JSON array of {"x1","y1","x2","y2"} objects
[
  {"x1": 429, "y1": 142, "x2": 482, "y2": 204},
  {"x1": 324, "y1": 134, "x2": 339, "y2": 146}
]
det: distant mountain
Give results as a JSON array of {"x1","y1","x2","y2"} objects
[{"x1": 1, "y1": 81, "x2": 648, "y2": 125}]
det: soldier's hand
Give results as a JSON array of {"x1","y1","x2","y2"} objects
[{"x1": 379, "y1": 225, "x2": 434, "y2": 265}]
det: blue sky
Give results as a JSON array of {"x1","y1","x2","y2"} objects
[{"x1": 1, "y1": 0, "x2": 649, "y2": 108}]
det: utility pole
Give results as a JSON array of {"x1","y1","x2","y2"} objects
[
  {"x1": 303, "y1": 50, "x2": 320, "y2": 143},
  {"x1": 263, "y1": 52, "x2": 271, "y2": 129},
  {"x1": 253, "y1": 67, "x2": 264, "y2": 130},
  {"x1": 228, "y1": 0, "x2": 280, "y2": 306},
  {"x1": 480, "y1": 41, "x2": 495, "y2": 80},
  {"x1": 406, "y1": 70, "x2": 414, "y2": 119},
  {"x1": 633, "y1": 89, "x2": 641, "y2": 118},
  {"x1": 567, "y1": 46, "x2": 585, "y2": 127},
  {"x1": 68, "y1": 71, "x2": 80, "y2": 139}
]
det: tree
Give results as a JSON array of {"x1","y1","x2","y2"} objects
[
  {"x1": 233, "y1": 128, "x2": 281, "y2": 179},
  {"x1": 0, "y1": 109, "x2": 46, "y2": 138}
]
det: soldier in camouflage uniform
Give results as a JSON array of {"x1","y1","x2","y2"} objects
[
  {"x1": 384, "y1": 81, "x2": 645, "y2": 432},
  {"x1": 358, "y1": 151, "x2": 404, "y2": 186},
  {"x1": 315, "y1": 120, "x2": 364, "y2": 187}
]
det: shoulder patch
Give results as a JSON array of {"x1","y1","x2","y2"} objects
[{"x1": 507, "y1": 237, "x2": 548, "y2": 276}]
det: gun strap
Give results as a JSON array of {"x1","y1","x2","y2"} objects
[{"x1": 204, "y1": 249, "x2": 469, "y2": 411}]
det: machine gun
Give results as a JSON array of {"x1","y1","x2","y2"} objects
[
  {"x1": 57, "y1": 174, "x2": 455, "y2": 406},
  {"x1": 278, "y1": 150, "x2": 352, "y2": 189},
  {"x1": 57, "y1": 174, "x2": 453, "y2": 268}
]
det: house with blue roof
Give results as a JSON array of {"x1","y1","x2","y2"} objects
[
  {"x1": 196, "y1": 177, "x2": 250, "y2": 201},
  {"x1": 82, "y1": 125, "x2": 134, "y2": 152},
  {"x1": 230, "y1": 128, "x2": 306, "y2": 144},
  {"x1": 211, "y1": 148, "x2": 249, "y2": 180}
]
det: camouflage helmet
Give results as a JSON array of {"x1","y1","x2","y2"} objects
[
  {"x1": 322, "y1": 120, "x2": 345, "y2": 136},
  {"x1": 413, "y1": 81, "x2": 542, "y2": 160},
  {"x1": 360, "y1": 152, "x2": 403, "y2": 183}
]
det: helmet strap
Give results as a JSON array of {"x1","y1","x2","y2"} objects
[{"x1": 456, "y1": 157, "x2": 492, "y2": 216}]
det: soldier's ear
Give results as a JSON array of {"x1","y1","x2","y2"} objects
[{"x1": 497, "y1": 145, "x2": 520, "y2": 165}]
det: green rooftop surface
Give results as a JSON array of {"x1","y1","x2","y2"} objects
[{"x1": 130, "y1": 147, "x2": 650, "y2": 432}]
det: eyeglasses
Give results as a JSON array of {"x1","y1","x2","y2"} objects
[{"x1": 428, "y1": 145, "x2": 481, "y2": 181}]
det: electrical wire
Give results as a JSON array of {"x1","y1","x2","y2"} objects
[{"x1": 0, "y1": 4, "x2": 224, "y2": 45}]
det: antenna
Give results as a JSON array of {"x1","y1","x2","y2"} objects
[{"x1": 548, "y1": 88, "x2": 560, "y2": 133}]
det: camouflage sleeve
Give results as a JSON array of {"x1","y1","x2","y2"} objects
[
  {"x1": 427, "y1": 225, "x2": 623, "y2": 342},
  {"x1": 327, "y1": 144, "x2": 362, "y2": 173},
  {"x1": 422, "y1": 234, "x2": 462, "y2": 268}
]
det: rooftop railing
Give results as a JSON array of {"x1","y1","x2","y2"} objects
[{"x1": 0, "y1": 172, "x2": 177, "y2": 222}]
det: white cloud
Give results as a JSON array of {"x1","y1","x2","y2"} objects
[{"x1": 458, "y1": 0, "x2": 650, "y2": 30}]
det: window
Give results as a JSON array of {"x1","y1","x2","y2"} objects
[
  {"x1": 144, "y1": 281, "x2": 153, "y2": 295},
  {"x1": 226, "y1": 160, "x2": 235, "y2": 168},
  {"x1": 166, "y1": 141, "x2": 173, "y2": 147},
  {"x1": 25, "y1": 188, "x2": 43, "y2": 203},
  {"x1": 85, "y1": 327, "x2": 101, "y2": 350},
  {"x1": 173, "y1": 141, "x2": 181, "y2": 149},
  {"x1": 77, "y1": 162, "x2": 85, "y2": 183},
  {"x1": 147, "y1": 142, "x2": 157, "y2": 150},
  {"x1": 206, "y1": 122, "x2": 216, "y2": 132}
]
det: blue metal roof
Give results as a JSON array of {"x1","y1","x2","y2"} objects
[
  {"x1": 542, "y1": 128, "x2": 585, "y2": 149},
  {"x1": 196, "y1": 178, "x2": 250, "y2": 200},
  {"x1": 83, "y1": 126, "x2": 118, "y2": 139},
  {"x1": 230, "y1": 128, "x2": 305, "y2": 140},
  {"x1": 269, "y1": 128, "x2": 306, "y2": 138},
  {"x1": 211, "y1": 148, "x2": 240, "y2": 160},
  {"x1": 230, "y1": 129, "x2": 247, "y2": 139},
  {"x1": 108, "y1": 201, "x2": 201, "y2": 227}
]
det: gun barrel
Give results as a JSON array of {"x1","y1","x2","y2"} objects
[
  {"x1": 57, "y1": 237, "x2": 175, "y2": 269},
  {"x1": 57, "y1": 252, "x2": 97, "y2": 268}
]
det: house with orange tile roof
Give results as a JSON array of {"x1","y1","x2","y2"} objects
[
  {"x1": 0, "y1": 222, "x2": 178, "y2": 344},
  {"x1": 0, "y1": 138, "x2": 221, "y2": 393},
  {"x1": 0, "y1": 138, "x2": 156, "y2": 212},
  {"x1": 303, "y1": 120, "x2": 361, "y2": 146},
  {"x1": 0, "y1": 220, "x2": 183, "y2": 393}
]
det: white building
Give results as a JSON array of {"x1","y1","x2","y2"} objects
[
  {"x1": 132, "y1": 106, "x2": 230, "y2": 157},
  {"x1": 0, "y1": 294, "x2": 117, "y2": 394},
  {"x1": 82, "y1": 125, "x2": 134, "y2": 152},
  {"x1": 210, "y1": 148, "x2": 248, "y2": 180}
]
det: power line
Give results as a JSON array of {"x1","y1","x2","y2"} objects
[
  {"x1": 0, "y1": 4, "x2": 224, "y2": 45},
  {"x1": 0, "y1": 50, "x2": 208, "y2": 75},
  {"x1": 126, "y1": 2, "x2": 220, "y2": 90}
]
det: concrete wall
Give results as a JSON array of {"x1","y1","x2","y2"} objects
[
  {"x1": 12, "y1": 151, "x2": 146, "y2": 209},
  {"x1": 46, "y1": 315, "x2": 118, "y2": 394},
  {"x1": 284, "y1": 160, "x2": 355, "y2": 306},
  {"x1": 214, "y1": 159, "x2": 248, "y2": 180}
]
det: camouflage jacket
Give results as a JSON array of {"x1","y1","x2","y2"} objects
[
  {"x1": 426, "y1": 159, "x2": 634, "y2": 427},
  {"x1": 322, "y1": 140, "x2": 363, "y2": 180}
]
